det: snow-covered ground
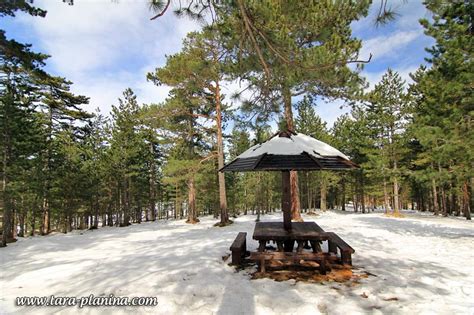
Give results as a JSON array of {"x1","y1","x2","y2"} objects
[{"x1": 1, "y1": 210, "x2": 473, "y2": 315}]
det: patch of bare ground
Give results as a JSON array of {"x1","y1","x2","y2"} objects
[
  {"x1": 249, "y1": 263, "x2": 375, "y2": 284},
  {"x1": 384, "y1": 212, "x2": 405, "y2": 218}
]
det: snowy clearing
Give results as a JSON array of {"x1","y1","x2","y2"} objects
[{"x1": 1, "y1": 210, "x2": 473, "y2": 315}]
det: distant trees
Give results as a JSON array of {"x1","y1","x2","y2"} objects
[
  {"x1": 408, "y1": 0, "x2": 473, "y2": 219},
  {"x1": 0, "y1": 30, "x2": 91, "y2": 245},
  {"x1": 1, "y1": 0, "x2": 472, "y2": 249},
  {"x1": 363, "y1": 69, "x2": 410, "y2": 215},
  {"x1": 295, "y1": 97, "x2": 337, "y2": 213},
  {"x1": 1, "y1": 33, "x2": 43, "y2": 245}
]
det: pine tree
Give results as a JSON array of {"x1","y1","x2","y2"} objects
[
  {"x1": 0, "y1": 32, "x2": 48, "y2": 246},
  {"x1": 35, "y1": 75, "x2": 90, "y2": 234},
  {"x1": 147, "y1": 29, "x2": 238, "y2": 224},
  {"x1": 332, "y1": 109, "x2": 372, "y2": 212},
  {"x1": 409, "y1": 1, "x2": 473, "y2": 219},
  {"x1": 364, "y1": 69, "x2": 410, "y2": 215},
  {"x1": 295, "y1": 96, "x2": 339, "y2": 212},
  {"x1": 108, "y1": 89, "x2": 146, "y2": 226},
  {"x1": 221, "y1": 1, "x2": 371, "y2": 220}
]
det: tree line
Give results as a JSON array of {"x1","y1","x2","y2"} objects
[{"x1": 1, "y1": 0, "x2": 472, "y2": 246}]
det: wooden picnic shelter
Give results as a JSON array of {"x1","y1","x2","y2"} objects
[{"x1": 221, "y1": 130, "x2": 358, "y2": 274}]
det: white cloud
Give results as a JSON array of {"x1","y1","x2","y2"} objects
[
  {"x1": 363, "y1": 64, "x2": 419, "y2": 90},
  {"x1": 71, "y1": 72, "x2": 171, "y2": 114},
  {"x1": 15, "y1": 0, "x2": 201, "y2": 114},
  {"x1": 313, "y1": 99, "x2": 350, "y2": 129},
  {"x1": 360, "y1": 30, "x2": 422, "y2": 61},
  {"x1": 352, "y1": 0, "x2": 431, "y2": 34},
  {"x1": 394, "y1": 1, "x2": 432, "y2": 30}
]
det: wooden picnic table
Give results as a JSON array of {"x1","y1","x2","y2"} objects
[
  {"x1": 244, "y1": 221, "x2": 354, "y2": 273},
  {"x1": 253, "y1": 221, "x2": 330, "y2": 252}
]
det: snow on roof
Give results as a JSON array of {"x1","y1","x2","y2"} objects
[{"x1": 238, "y1": 132, "x2": 349, "y2": 160}]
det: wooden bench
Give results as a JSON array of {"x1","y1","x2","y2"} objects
[
  {"x1": 250, "y1": 251, "x2": 337, "y2": 274},
  {"x1": 230, "y1": 232, "x2": 247, "y2": 266},
  {"x1": 326, "y1": 232, "x2": 355, "y2": 265}
]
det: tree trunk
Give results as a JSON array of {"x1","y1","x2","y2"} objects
[
  {"x1": 256, "y1": 173, "x2": 261, "y2": 222},
  {"x1": 41, "y1": 198, "x2": 50, "y2": 235},
  {"x1": 121, "y1": 176, "x2": 131, "y2": 226},
  {"x1": 463, "y1": 181, "x2": 471, "y2": 220},
  {"x1": 306, "y1": 172, "x2": 312, "y2": 212},
  {"x1": 1, "y1": 199, "x2": 12, "y2": 247},
  {"x1": 440, "y1": 186, "x2": 447, "y2": 216},
  {"x1": 244, "y1": 186, "x2": 247, "y2": 215},
  {"x1": 1, "y1": 118, "x2": 12, "y2": 246},
  {"x1": 148, "y1": 142, "x2": 156, "y2": 221},
  {"x1": 18, "y1": 211, "x2": 25, "y2": 237},
  {"x1": 136, "y1": 197, "x2": 142, "y2": 223},
  {"x1": 360, "y1": 170, "x2": 366, "y2": 213},
  {"x1": 30, "y1": 206, "x2": 36, "y2": 236},
  {"x1": 41, "y1": 106, "x2": 53, "y2": 236},
  {"x1": 353, "y1": 194, "x2": 358, "y2": 212},
  {"x1": 282, "y1": 84, "x2": 302, "y2": 221},
  {"x1": 186, "y1": 176, "x2": 199, "y2": 224},
  {"x1": 93, "y1": 195, "x2": 99, "y2": 229},
  {"x1": 449, "y1": 182, "x2": 456, "y2": 216},
  {"x1": 341, "y1": 177, "x2": 346, "y2": 211},
  {"x1": 320, "y1": 179, "x2": 327, "y2": 211},
  {"x1": 383, "y1": 178, "x2": 390, "y2": 213},
  {"x1": 393, "y1": 177, "x2": 400, "y2": 214},
  {"x1": 215, "y1": 80, "x2": 229, "y2": 225},
  {"x1": 282, "y1": 171, "x2": 292, "y2": 231},
  {"x1": 432, "y1": 177, "x2": 439, "y2": 215}
]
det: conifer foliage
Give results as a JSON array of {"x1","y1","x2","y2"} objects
[{"x1": 0, "y1": 0, "x2": 472, "y2": 247}]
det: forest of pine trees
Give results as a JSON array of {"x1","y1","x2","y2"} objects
[{"x1": 1, "y1": 0, "x2": 472, "y2": 247}]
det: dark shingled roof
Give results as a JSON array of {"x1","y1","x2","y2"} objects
[
  {"x1": 220, "y1": 153, "x2": 358, "y2": 172},
  {"x1": 220, "y1": 131, "x2": 358, "y2": 172}
]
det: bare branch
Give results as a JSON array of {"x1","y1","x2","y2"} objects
[
  {"x1": 150, "y1": 0, "x2": 171, "y2": 20},
  {"x1": 199, "y1": 152, "x2": 218, "y2": 164},
  {"x1": 236, "y1": 0, "x2": 271, "y2": 81}
]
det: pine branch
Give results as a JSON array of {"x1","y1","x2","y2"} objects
[
  {"x1": 236, "y1": 0, "x2": 271, "y2": 81},
  {"x1": 150, "y1": 0, "x2": 171, "y2": 20}
]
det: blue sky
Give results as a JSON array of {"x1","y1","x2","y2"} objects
[{"x1": 1, "y1": 0, "x2": 434, "y2": 128}]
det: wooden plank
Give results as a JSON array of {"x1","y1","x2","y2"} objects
[
  {"x1": 249, "y1": 251, "x2": 337, "y2": 274},
  {"x1": 312, "y1": 222, "x2": 326, "y2": 233},
  {"x1": 249, "y1": 251, "x2": 337, "y2": 261},
  {"x1": 229, "y1": 232, "x2": 247, "y2": 266},
  {"x1": 326, "y1": 232, "x2": 354, "y2": 253},
  {"x1": 326, "y1": 232, "x2": 354, "y2": 266},
  {"x1": 230, "y1": 232, "x2": 247, "y2": 250},
  {"x1": 252, "y1": 222, "x2": 329, "y2": 241}
]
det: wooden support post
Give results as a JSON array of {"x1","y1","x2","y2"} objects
[
  {"x1": 341, "y1": 252, "x2": 352, "y2": 265},
  {"x1": 282, "y1": 171, "x2": 292, "y2": 231},
  {"x1": 319, "y1": 257, "x2": 327, "y2": 275},
  {"x1": 310, "y1": 240, "x2": 322, "y2": 253},
  {"x1": 276, "y1": 241, "x2": 284, "y2": 252},
  {"x1": 328, "y1": 240, "x2": 338, "y2": 254},
  {"x1": 296, "y1": 241, "x2": 305, "y2": 253},
  {"x1": 284, "y1": 240, "x2": 295, "y2": 252}
]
